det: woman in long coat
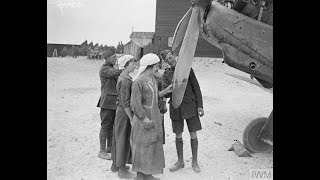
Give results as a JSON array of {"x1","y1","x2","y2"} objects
[
  {"x1": 130, "y1": 53, "x2": 172, "y2": 180},
  {"x1": 110, "y1": 55, "x2": 138, "y2": 179}
]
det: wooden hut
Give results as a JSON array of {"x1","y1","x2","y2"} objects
[{"x1": 123, "y1": 32, "x2": 155, "y2": 59}]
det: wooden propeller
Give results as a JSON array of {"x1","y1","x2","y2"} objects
[{"x1": 171, "y1": 6, "x2": 201, "y2": 108}]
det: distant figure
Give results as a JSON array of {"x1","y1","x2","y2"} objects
[
  {"x1": 160, "y1": 50, "x2": 204, "y2": 173},
  {"x1": 97, "y1": 48, "x2": 122, "y2": 160}
]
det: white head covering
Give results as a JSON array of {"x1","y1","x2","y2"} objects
[
  {"x1": 133, "y1": 53, "x2": 160, "y2": 81},
  {"x1": 117, "y1": 54, "x2": 135, "y2": 70}
]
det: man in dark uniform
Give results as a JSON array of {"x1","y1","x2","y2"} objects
[
  {"x1": 160, "y1": 50, "x2": 204, "y2": 173},
  {"x1": 97, "y1": 48, "x2": 122, "y2": 160}
]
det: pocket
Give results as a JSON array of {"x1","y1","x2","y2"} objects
[
  {"x1": 142, "y1": 126, "x2": 158, "y2": 143},
  {"x1": 136, "y1": 120, "x2": 157, "y2": 143}
]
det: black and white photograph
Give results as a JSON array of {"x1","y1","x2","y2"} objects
[{"x1": 47, "y1": 0, "x2": 273, "y2": 179}]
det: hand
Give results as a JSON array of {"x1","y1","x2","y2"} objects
[
  {"x1": 198, "y1": 108, "x2": 204, "y2": 117},
  {"x1": 143, "y1": 117, "x2": 152, "y2": 123},
  {"x1": 163, "y1": 105, "x2": 167, "y2": 113},
  {"x1": 164, "y1": 84, "x2": 173, "y2": 94},
  {"x1": 142, "y1": 117, "x2": 154, "y2": 130}
]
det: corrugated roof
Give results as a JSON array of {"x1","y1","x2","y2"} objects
[{"x1": 129, "y1": 32, "x2": 154, "y2": 39}]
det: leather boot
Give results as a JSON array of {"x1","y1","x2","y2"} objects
[
  {"x1": 191, "y1": 138, "x2": 201, "y2": 173},
  {"x1": 169, "y1": 138, "x2": 184, "y2": 172},
  {"x1": 98, "y1": 150, "x2": 111, "y2": 160},
  {"x1": 106, "y1": 130, "x2": 113, "y2": 153}
]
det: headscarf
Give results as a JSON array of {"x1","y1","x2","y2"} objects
[
  {"x1": 133, "y1": 53, "x2": 160, "y2": 81},
  {"x1": 117, "y1": 54, "x2": 135, "y2": 70}
]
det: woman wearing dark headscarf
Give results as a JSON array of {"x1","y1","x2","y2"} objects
[{"x1": 130, "y1": 53, "x2": 172, "y2": 180}]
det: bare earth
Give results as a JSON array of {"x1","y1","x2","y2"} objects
[{"x1": 47, "y1": 56, "x2": 273, "y2": 180}]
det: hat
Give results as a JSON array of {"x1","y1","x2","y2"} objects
[
  {"x1": 103, "y1": 48, "x2": 116, "y2": 59},
  {"x1": 133, "y1": 53, "x2": 160, "y2": 81},
  {"x1": 159, "y1": 50, "x2": 171, "y2": 60},
  {"x1": 117, "y1": 54, "x2": 135, "y2": 70}
]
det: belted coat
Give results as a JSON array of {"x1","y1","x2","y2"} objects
[{"x1": 97, "y1": 61, "x2": 122, "y2": 110}]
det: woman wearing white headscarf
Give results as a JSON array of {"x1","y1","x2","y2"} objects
[
  {"x1": 130, "y1": 53, "x2": 172, "y2": 180},
  {"x1": 110, "y1": 55, "x2": 139, "y2": 179}
]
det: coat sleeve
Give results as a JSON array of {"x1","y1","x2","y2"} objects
[
  {"x1": 119, "y1": 79, "x2": 132, "y2": 108},
  {"x1": 130, "y1": 80, "x2": 147, "y2": 120},
  {"x1": 162, "y1": 72, "x2": 172, "y2": 98},
  {"x1": 99, "y1": 66, "x2": 122, "y2": 78},
  {"x1": 189, "y1": 68, "x2": 203, "y2": 109}
]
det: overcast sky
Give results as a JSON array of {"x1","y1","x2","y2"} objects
[{"x1": 47, "y1": 0, "x2": 156, "y2": 46}]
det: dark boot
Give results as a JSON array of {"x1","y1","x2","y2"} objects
[
  {"x1": 191, "y1": 138, "x2": 201, "y2": 173},
  {"x1": 118, "y1": 166, "x2": 135, "y2": 179},
  {"x1": 106, "y1": 129, "x2": 113, "y2": 153},
  {"x1": 99, "y1": 126, "x2": 107, "y2": 152},
  {"x1": 98, "y1": 150, "x2": 111, "y2": 160},
  {"x1": 169, "y1": 138, "x2": 184, "y2": 172}
]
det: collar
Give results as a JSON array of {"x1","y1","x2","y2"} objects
[{"x1": 120, "y1": 73, "x2": 132, "y2": 80}]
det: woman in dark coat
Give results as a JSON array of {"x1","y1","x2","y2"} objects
[{"x1": 110, "y1": 55, "x2": 138, "y2": 179}]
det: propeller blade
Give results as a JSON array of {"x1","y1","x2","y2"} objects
[
  {"x1": 172, "y1": 6, "x2": 201, "y2": 108},
  {"x1": 172, "y1": 7, "x2": 192, "y2": 53}
]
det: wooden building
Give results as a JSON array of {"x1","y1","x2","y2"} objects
[
  {"x1": 123, "y1": 40, "x2": 141, "y2": 58},
  {"x1": 154, "y1": 0, "x2": 222, "y2": 58},
  {"x1": 123, "y1": 32, "x2": 155, "y2": 59}
]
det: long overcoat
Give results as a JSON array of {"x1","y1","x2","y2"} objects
[{"x1": 130, "y1": 75, "x2": 165, "y2": 175}]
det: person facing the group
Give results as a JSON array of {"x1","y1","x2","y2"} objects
[
  {"x1": 97, "y1": 48, "x2": 121, "y2": 160},
  {"x1": 110, "y1": 55, "x2": 139, "y2": 179},
  {"x1": 160, "y1": 50, "x2": 204, "y2": 173},
  {"x1": 130, "y1": 53, "x2": 172, "y2": 180}
]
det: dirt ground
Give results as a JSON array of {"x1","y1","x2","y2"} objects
[{"x1": 47, "y1": 56, "x2": 273, "y2": 180}]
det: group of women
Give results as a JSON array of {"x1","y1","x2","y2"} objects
[{"x1": 111, "y1": 53, "x2": 172, "y2": 180}]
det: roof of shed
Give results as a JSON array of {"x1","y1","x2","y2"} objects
[{"x1": 129, "y1": 32, "x2": 154, "y2": 39}]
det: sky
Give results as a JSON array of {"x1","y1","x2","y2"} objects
[{"x1": 47, "y1": 0, "x2": 156, "y2": 47}]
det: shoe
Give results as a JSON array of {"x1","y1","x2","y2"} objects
[
  {"x1": 98, "y1": 150, "x2": 111, "y2": 160},
  {"x1": 118, "y1": 170, "x2": 135, "y2": 179},
  {"x1": 169, "y1": 161, "x2": 185, "y2": 172},
  {"x1": 192, "y1": 161, "x2": 201, "y2": 173},
  {"x1": 111, "y1": 164, "x2": 130, "y2": 172}
]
